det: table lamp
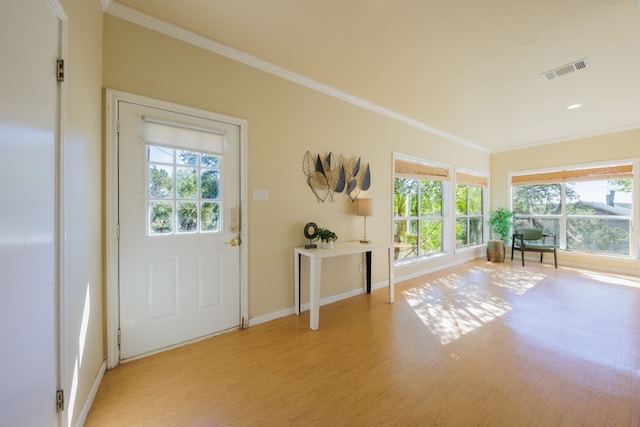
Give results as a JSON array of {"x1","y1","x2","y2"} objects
[{"x1": 356, "y1": 198, "x2": 373, "y2": 243}]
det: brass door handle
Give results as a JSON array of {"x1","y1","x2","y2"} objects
[{"x1": 225, "y1": 238, "x2": 240, "y2": 247}]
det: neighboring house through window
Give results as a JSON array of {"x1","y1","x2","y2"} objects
[{"x1": 511, "y1": 162, "x2": 635, "y2": 256}]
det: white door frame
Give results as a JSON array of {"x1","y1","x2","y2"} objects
[{"x1": 105, "y1": 89, "x2": 249, "y2": 368}]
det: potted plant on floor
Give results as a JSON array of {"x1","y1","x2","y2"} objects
[
  {"x1": 316, "y1": 227, "x2": 338, "y2": 249},
  {"x1": 486, "y1": 207, "x2": 513, "y2": 262}
]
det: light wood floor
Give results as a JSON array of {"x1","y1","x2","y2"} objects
[{"x1": 85, "y1": 260, "x2": 640, "y2": 426}]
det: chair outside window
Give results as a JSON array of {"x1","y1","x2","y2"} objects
[{"x1": 511, "y1": 228, "x2": 558, "y2": 268}]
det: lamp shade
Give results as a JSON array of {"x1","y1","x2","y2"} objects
[{"x1": 356, "y1": 198, "x2": 373, "y2": 217}]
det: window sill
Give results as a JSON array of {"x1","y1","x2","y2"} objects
[{"x1": 394, "y1": 252, "x2": 447, "y2": 267}]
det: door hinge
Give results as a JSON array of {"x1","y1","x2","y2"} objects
[
  {"x1": 115, "y1": 224, "x2": 120, "y2": 239},
  {"x1": 116, "y1": 118, "x2": 120, "y2": 134},
  {"x1": 56, "y1": 59, "x2": 64, "y2": 82},
  {"x1": 56, "y1": 389, "x2": 64, "y2": 413},
  {"x1": 117, "y1": 328, "x2": 121, "y2": 347}
]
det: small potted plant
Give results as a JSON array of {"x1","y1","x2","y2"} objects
[
  {"x1": 486, "y1": 207, "x2": 513, "y2": 262},
  {"x1": 316, "y1": 227, "x2": 338, "y2": 249}
]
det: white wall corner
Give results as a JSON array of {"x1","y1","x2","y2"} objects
[{"x1": 72, "y1": 360, "x2": 107, "y2": 427}]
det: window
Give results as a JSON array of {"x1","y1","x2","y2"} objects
[
  {"x1": 148, "y1": 145, "x2": 221, "y2": 235},
  {"x1": 456, "y1": 172, "x2": 486, "y2": 249},
  {"x1": 512, "y1": 164, "x2": 633, "y2": 256},
  {"x1": 394, "y1": 157, "x2": 449, "y2": 260}
]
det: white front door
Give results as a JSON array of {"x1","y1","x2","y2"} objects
[
  {"x1": 0, "y1": 0, "x2": 62, "y2": 425},
  {"x1": 118, "y1": 101, "x2": 241, "y2": 360}
]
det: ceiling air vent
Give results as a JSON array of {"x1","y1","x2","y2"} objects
[{"x1": 541, "y1": 58, "x2": 590, "y2": 80}]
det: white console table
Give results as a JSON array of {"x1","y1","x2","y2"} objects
[{"x1": 294, "y1": 241, "x2": 394, "y2": 330}]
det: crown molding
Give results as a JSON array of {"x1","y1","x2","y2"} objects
[{"x1": 103, "y1": 1, "x2": 488, "y2": 153}]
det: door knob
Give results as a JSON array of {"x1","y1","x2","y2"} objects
[{"x1": 226, "y1": 238, "x2": 240, "y2": 247}]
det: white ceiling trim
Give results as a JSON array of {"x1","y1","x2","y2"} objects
[{"x1": 104, "y1": 1, "x2": 488, "y2": 153}]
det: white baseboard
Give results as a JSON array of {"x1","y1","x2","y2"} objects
[
  {"x1": 250, "y1": 279, "x2": 390, "y2": 327},
  {"x1": 249, "y1": 307, "x2": 295, "y2": 327},
  {"x1": 73, "y1": 359, "x2": 107, "y2": 427},
  {"x1": 393, "y1": 254, "x2": 484, "y2": 284}
]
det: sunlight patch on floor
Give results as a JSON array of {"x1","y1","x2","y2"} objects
[
  {"x1": 403, "y1": 274, "x2": 511, "y2": 345},
  {"x1": 403, "y1": 264, "x2": 548, "y2": 345},
  {"x1": 485, "y1": 266, "x2": 546, "y2": 295},
  {"x1": 579, "y1": 270, "x2": 640, "y2": 289}
]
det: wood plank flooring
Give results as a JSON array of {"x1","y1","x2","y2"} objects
[{"x1": 85, "y1": 260, "x2": 640, "y2": 426}]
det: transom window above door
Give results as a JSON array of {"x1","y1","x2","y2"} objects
[{"x1": 147, "y1": 145, "x2": 222, "y2": 235}]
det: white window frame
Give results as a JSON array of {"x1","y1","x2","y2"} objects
[
  {"x1": 393, "y1": 152, "x2": 451, "y2": 264},
  {"x1": 454, "y1": 168, "x2": 489, "y2": 251},
  {"x1": 509, "y1": 159, "x2": 638, "y2": 259}
]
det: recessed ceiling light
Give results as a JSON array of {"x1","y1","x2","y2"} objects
[{"x1": 567, "y1": 104, "x2": 582, "y2": 110}]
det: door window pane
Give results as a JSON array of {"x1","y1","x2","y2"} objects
[
  {"x1": 177, "y1": 202, "x2": 198, "y2": 232},
  {"x1": 147, "y1": 145, "x2": 223, "y2": 235},
  {"x1": 201, "y1": 154, "x2": 220, "y2": 167},
  {"x1": 201, "y1": 202, "x2": 220, "y2": 232},
  {"x1": 149, "y1": 201, "x2": 173, "y2": 234},
  {"x1": 201, "y1": 170, "x2": 220, "y2": 200},
  {"x1": 148, "y1": 146, "x2": 174, "y2": 164},
  {"x1": 176, "y1": 150, "x2": 198, "y2": 166},
  {"x1": 176, "y1": 168, "x2": 197, "y2": 199},
  {"x1": 149, "y1": 165, "x2": 173, "y2": 199}
]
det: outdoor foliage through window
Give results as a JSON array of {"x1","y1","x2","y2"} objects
[
  {"x1": 456, "y1": 184, "x2": 483, "y2": 248},
  {"x1": 148, "y1": 145, "x2": 221, "y2": 235},
  {"x1": 394, "y1": 178, "x2": 443, "y2": 260}
]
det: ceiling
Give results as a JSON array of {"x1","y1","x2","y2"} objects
[{"x1": 106, "y1": 0, "x2": 640, "y2": 153}]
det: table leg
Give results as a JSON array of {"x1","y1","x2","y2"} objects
[
  {"x1": 365, "y1": 251, "x2": 372, "y2": 293},
  {"x1": 388, "y1": 247, "x2": 395, "y2": 304},
  {"x1": 309, "y1": 257, "x2": 322, "y2": 330},
  {"x1": 294, "y1": 252, "x2": 300, "y2": 315}
]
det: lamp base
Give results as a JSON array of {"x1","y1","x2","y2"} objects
[{"x1": 359, "y1": 239, "x2": 370, "y2": 244}]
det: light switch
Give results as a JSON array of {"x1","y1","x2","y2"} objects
[{"x1": 253, "y1": 189, "x2": 269, "y2": 201}]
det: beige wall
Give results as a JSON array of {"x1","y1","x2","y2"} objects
[
  {"x1": 103, "y1": 15, "x2": 490, "y2": 320},
  {"x1": 61, "y1": 0, "x2": 104, "y2": 424},
  {"x1": 491, "y1": 129, "x2": 640, "y2": 274}
]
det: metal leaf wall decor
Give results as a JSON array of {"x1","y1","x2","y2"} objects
[{"x1": 302, "y1": 151, "x2": 371, "y2": 202}]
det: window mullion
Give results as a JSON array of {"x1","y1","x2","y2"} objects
[
  {"x1": 417, "y1": 183, "x2": 422, "y2": 256},
  {"x1": 560, "y1": 183, "x2": 567, "y2": 249},
  {"x1": 467, "y1": 188, "x2": 471, "y2": 245}
]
